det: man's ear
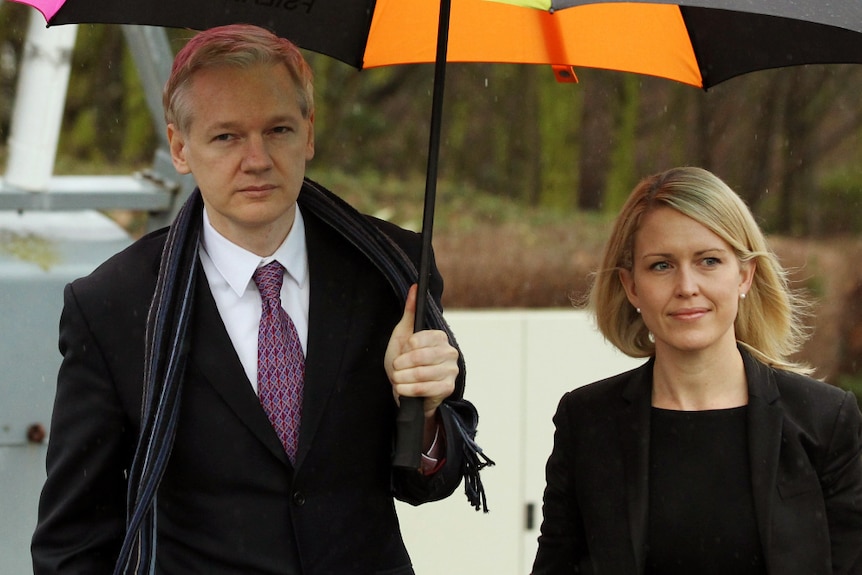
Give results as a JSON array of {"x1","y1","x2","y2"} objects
[
  {"x1": 305, "y1": 111, "x2": 315, "y2": 161},
  {"x1": 167, "y1": 124, "x2": 191, "y2": 175}
]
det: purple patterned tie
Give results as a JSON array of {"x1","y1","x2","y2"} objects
[{"x1": 253, "y1": 261, "x2": 304, "y2": 464}]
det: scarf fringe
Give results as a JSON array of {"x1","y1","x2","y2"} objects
[{"x1": 440, "y1": 402, "x2": 495, "y2": 513}]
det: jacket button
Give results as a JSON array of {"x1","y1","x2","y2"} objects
[{"x1": 292, "y1": 491, "x2": 306, "y2": 506}]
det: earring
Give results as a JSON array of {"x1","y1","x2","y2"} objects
[
  {"x1": 636, "y1": 308, "x2": 641, "y2": 314},
  {"x1": 740, "y1": 293, "x2": 746, "y2": 300}
]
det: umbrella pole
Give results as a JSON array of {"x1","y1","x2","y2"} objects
[{"x1": 392, "y1": 0, "x2": 452, "y2": 470}]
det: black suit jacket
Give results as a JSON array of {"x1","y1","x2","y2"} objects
[
  {"x1": 532, "y1": 348, "x2": 862, "y2": 575},
  {"x1": 32, "y1": 202, "x2": 467, "y2": 575}
]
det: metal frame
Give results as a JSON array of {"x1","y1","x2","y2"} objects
[{"x1": 0, "y1": 23, "x2": 194, "y2": 230}]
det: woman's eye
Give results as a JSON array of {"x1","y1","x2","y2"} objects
[
  {"x1": 703, "y1": 257, "x2": 721, "y2": 266},
  {"x1": 650, "y1": 261, "x2": 670, "y2": 271}
]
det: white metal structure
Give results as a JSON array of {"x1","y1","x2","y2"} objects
[
  {"x1": 5, "y1": 13, "x2": 77, "y2": 191},
  {"x1": 0, "y1": 11, "x2": 190, "y2": 222}
]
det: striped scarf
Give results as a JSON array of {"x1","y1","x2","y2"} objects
[{"x1": 113, "y1": 178, "x2": 492, "y2": 575}]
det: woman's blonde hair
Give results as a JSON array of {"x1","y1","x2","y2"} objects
[
  {"x1": 590, "y1": 166, "x2": 810, "y2": 373},
  {"x1": 163, "y1": 24, "x2": 314, "y2": 134}
]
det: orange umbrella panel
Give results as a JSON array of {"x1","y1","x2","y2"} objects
[{"x1": 366, "y1": 0, "x2": 704, "y2": 88}]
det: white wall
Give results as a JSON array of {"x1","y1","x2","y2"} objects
[{"x1": 397, "y1": 310, "x2": 643, "y2": 575}]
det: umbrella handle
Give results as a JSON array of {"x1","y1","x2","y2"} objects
[
  {"x1": 392, "y1": 397, "x2": 425, "y2": 470},
  {"x1": 392, "y1": 0, "x2": 451, "y2": 471},
  {"x1": 391, "y1": 188, "x2": 437, "y2": 469}
]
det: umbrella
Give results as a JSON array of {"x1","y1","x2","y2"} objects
[
  {"x1": 11, "y1": 0, "x2": 862, "y2": 468},
  {"x1": 14, "y1": 0, "x2": 862, "y2": 87}
]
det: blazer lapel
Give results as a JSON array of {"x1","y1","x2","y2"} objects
[
  {"x1": 618, "y1": 360, "x2": 654, "y2": 574},
  {"x1": 292, "y1": 213, "x2": 362, "y2": 469},
  {"x1": 742, "y1": 349, "x2": 783, "y2": 573},
  {"x1": 186, "y1": 214, "x2": 369, "y2": 471},
  {"x1": 189, "y1": 268, "x2": 290, "y2": 466}
]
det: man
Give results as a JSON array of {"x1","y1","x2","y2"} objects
[{"x1": 32, "y1": 24, "x2": 484, "y2": 574}]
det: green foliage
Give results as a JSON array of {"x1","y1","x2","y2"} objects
[
  {"x1": 120, "y1": 46, "x2": 157, "y2": 162},
  {"x1": 834, "y1": 375, "x2": 862, "y2": 408},
  {"x1": 1, "y1": 16, "x2": 862, "y2": 230},
  {"x1": 305, "y1": 167, "x2": 615, "y2": 241},
  {"x1": 55, "y1": 24, "x2": 156, "y2": 170},
  {"x1": 0, "y1": 3, "x2": 29, "y2": 136},
  {"x1": 604, "y1": 75, "x2": 640, "y2": 213},
  {"x1": 538, "y1": 70, "x2": 582, "y2": 210},
  {"x1": 813, "y1": 168, "x2": 862, "y2": 236},
  {"x1": 801, "y1": 265, "x2": 827, "y2": 300},
  {"x1": 0, "y1": 230, "x2": 59, "y2": 270},
  {"x1": 65, "y1": 107, "x2": 102, "y2": 162}
]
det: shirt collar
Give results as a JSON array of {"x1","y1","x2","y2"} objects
[{"x1": 201, "y1": 206, "x2": 308, "y2": 297}]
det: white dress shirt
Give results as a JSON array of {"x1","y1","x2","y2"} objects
[
  {"x1": 197, "y1": 205, "x2": 441, "y2": 468},
  {"x1": 199, "y1": 206, "x2": 309, "y2": 393}
]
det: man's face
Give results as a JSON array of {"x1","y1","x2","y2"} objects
[{"x1": 167, "y1": 62, "x2": 314, "y2": 253}]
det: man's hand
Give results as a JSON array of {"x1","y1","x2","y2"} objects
[{"x1": 385, "y1": 284, "x2": 458, "y2": 435}]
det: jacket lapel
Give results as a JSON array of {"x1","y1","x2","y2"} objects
[
  {"x1": 742, "y1": 348, "x2": 783, "y2": 573},
  {"x1": 185, "y1": 214, "x2": 367, "y2": 471},
  {"x1": 619, "y1": 360, "x2": 653, "y2": 574},
  {"x1": 292, "y1": 213, "x2": 362, "y2": 469},
  {"x1": 189, "y1": 268, "x2": 291, "y2": 466}
]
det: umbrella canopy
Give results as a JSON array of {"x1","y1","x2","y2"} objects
[{"x1": 12, "y1": 0, "x2": 862, "y2": 89}]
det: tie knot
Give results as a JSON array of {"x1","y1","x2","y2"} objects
[{"x1": 253, "y1": 261, "x2": 285, "y2": 303}]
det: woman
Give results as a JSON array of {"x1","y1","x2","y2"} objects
[{"x1": 531, "y1": 167, "x2": 862, "y2": 575}]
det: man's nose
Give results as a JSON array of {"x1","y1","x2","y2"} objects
[{"x1": 242, "y1": 136, "x2": 273, "y2": 171}]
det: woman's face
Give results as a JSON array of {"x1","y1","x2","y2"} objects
[{"x1": 619, "y1": 207, "x2": 754, "y2": 357}]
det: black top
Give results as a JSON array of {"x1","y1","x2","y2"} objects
[{"x1": 645, "y1": 406, "x2": 766, "y2": 575}]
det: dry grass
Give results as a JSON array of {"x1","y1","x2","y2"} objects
[
  {"x1": 312, "y1": 169, "x2": 615, "y2": 309},
  {"x1": 770, "y1": 237, "x2": 862, "y2": 381},
  {"x1": 435, "y1": 222, "x2": 604, "y2": 309}
]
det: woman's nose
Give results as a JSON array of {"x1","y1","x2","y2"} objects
[{"x1": 675, "y1": 266, "x2": 698, "y2": 297}]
